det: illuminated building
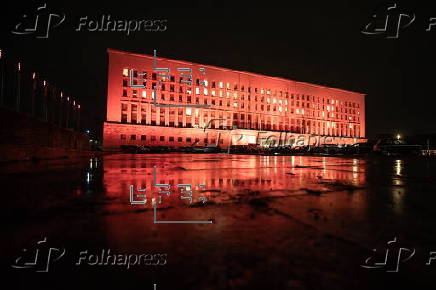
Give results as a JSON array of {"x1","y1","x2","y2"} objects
[{"x1": 103, "y1": 49, "x2": 365, "y2": 151}]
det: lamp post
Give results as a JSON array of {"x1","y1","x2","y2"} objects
[
  {"x1": 16, "y1": 62, "x2": 21, "y2": 112},
  {"x1": 0, "y1": 49, "x2": 4, "y2": 106}
]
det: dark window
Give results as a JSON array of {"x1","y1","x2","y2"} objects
[
  {"x1": 169, "y1": 137, "x2": 174, "y2": 141},
  {"x1": 178, "y1": 137, "x2": 183, "y2": 142},
  {"x1": 141, "y1": 135, "x2": 146, "y2": 140},
  {"x1": 120, "y1": 134, "x2": 126, "y2": 140},
  {"x1": 186, "y1": 137, "x2": 192, "y2": 142},
  {"x1": 160, "y1": 136, "x2": 165, "y2": 141},
  {"x1": 131, "y1": 135, "x2": 136, "y2": 140}
]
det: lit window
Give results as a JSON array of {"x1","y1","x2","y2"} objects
[
  {"x1": 219, "y1": 91, "x2": 223, "y2": 97},
  {"x1": 204, "y1": 88, "x2": 208, "y2": 95},
  {"x1": 219, "y1": 82, "x2": 223, "y2": 88},
  {"x1": 226, "y1": 82, "x2": 230, "y2": 89},
  {"x1": 261, "y1": 89, "x2": 264, "y2": 94},
  {"x1": 266, "y1": 89, "x2": 271, "y2": 95},
  {"x1": 122, "y1": 68, "x2": 129, "y2": 77},
  {"x1": 195, "y1": 88, "x2": 200, "y2": 95},
  {"x1": 233, "y1": 92, "x2": 238, "y2": 98},
  {"x1": 233, "y1": 102, "x2": 238, "y2": 107},
  {"x1": 152, "y1": 91, "x2": 156, "y2": 99},
  {"x1": 142, "y1": 91, "x2": 146, "y2": 98},
  {"x1": 186, "y1": 108, "x2": 192, "y2": 116},
  {"x1": 211, "y1": 90, "x2": 216, "y2": 96},
  {"x1": 279, "y1": 107, "x2": 282, "y2": 112},
  {"x1": 273, "y1": 98, "x2": 276, "y2": 104},
  {"x1": 226, "y1": 91, "x2": 230, "y2": 97},
  {"x1": 204, "y1": 80, "x2": 208, "y2": 87},
  {"x1": 296, "y1": 109, "x2": 300, "y2": 114}
]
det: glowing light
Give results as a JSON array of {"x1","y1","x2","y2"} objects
[
  {"x1": 17, "y1": 62, "x2": 21, "y2": 71},
  {"x1": 396, "y1": 134, "x2": 401, "y2": 140},
  {"x1": 32, "y1": 72, "x2": 36, "y2": 79},
  {"x1": 43, "y1": 80, "x2": 46, "y2": 86},
  {"x1": 0, "y1": 49, "x2": 2, "y2": 59}
]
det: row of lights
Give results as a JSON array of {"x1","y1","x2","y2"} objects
[{"x1": 4, "y1": 52, "x2": 81, "y2": 110}]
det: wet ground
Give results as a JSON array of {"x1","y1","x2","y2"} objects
[{"x1": 2, "y1": 154, "x2": 436, "y2": 290}]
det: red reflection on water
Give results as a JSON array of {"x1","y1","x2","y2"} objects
[{"x1": 102, "y1": 154, "x2": 367, "y2": 209}]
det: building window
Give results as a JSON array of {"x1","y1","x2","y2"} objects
[
  {"x1": 151, "y1": 136, "x2": 156, "y2": 141},
  {"x1": 141, "y1": 135, "x2": 146, "y2": 140},
  {"x1": 121, "y1": 114, "x2": 127, "y2": 123},
  {"x1": 178, "y1": 137, "x2": 183, "y2": 142},
  {"x1": 169, "y1": 137, "x2": 174, "y2": 141},
  {"x1": 123, "y1": 79, "x2": 128, "y2": 87},
  {"x1": 186, "y1": 108, "x2": 192, "y2": 116},
  {"x1": 142, "y1": 91, "x2": 147, "y2": 98},
  {"x1": 131, "y1": 135, "x2": 136, "y2": 140},
  {"x1": 186, "y1": 137, "x2": 192, "y2": 142},
  {"x1": 120, "y1": 134, "x2": 126, "y2": 140},
  {"x1": 122, "y1": 68, "x2": 129, "y2": 77},
  {"x1": 160, "y1": 136, "x2": 165, "y2": 141},
  {"x1": 122, "y1": 89, "x2": 127, "y2": 97}
]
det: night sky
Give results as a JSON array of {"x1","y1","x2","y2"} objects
[{"x1": 2, "y1": 0, "x2": 436, "y2": 139}]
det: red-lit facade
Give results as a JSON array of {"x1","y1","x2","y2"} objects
[{"x1": 103, "y1": 49, "x2": 365, "y2": 151}]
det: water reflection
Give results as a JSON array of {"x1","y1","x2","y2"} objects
[{"x1": 98, "y1": 154, "x2": 367, "y2": 210}]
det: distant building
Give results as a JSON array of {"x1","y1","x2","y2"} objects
[{"x1": 103, "y1": 49, "x2": 365, "y2": 150}]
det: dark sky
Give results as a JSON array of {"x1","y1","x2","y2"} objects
[{"x1": 2, "y1": 0, "x2": 436, "y2": 138}]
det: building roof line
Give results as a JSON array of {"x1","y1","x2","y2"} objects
[{"x1": 107, "y1": 48, "x2": 366, "y2": 97}]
